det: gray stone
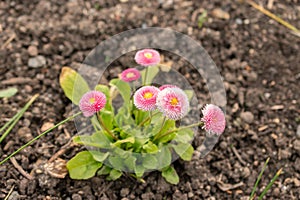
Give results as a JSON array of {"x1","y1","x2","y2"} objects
[
  {"x1": 297, "y1": 125, "x2": 300, "y2": 138},
  {"x1": 240, "y1": 111, "x2": 254, "y2": 124},
  {"x1": 28, "y1": 56, "x2": 46, "y2": 68}
]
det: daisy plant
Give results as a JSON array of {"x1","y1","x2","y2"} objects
[
  {"x1": 59, "y1": 49, "x2": 226, "y2": 184},
  {"x1": 0, "y1": 49, "x2": 226, "y2": 184}
]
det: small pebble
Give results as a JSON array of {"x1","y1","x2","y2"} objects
[
  {"x1": 240, "y1": 111, "x2": 254, "y2": 124},
  {"x1": 297, "y1": 125, "x2": 300, "y2": 138},
  {"x1": 17, "y1": 127, "x2": 33, "y2": 142},
  {"x1": 71, "y1": 194, "x2": 82, "y2": 200},
  {"x1": 28, "y1": 56, "x2": 46, "y2": 68},
  {"x1": 120, "y1": 188, "x2": 130, "y2": 197},
  {"x1": 27, "y1": 45, "x2": 38, "y2": 56}
]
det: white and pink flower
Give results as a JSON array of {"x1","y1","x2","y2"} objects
[
  {"x1": 134, "y1": 49, "x2": 160, "y2": 66},
  {"x1": 133, "y1": 86, "x2": 160, "y2": 111},
  {"x1": 120, "y1": 68, "x2": 141, "y2": 82},
  {"x1": 79, "y1": 91, "x2": 106, "y2": 117},
  {"x1": 159, "y1": 84, "x2": 178, "y2": 91},
  {"x1": 201, "y1": 104, "x2": 226, "y2": 135},
  {"x1": 156, "y1": 88, "x2": 189, "y2": 120}
]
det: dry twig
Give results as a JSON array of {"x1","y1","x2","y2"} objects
[
  {"x1": 10, "y1": 157, "x2": 33, "y2": 180},
  {"x1": 231, "y1": 146, "x2": 247, "y2": 166},
  {"x1": 1, "y1": 33, "x2": 16, "y2": 49}
]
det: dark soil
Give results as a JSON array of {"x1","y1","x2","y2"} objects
[{"x1": 1, "y1": 0, "x2": 300, "y2": 199}]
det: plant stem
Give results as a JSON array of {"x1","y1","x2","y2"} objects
[
  {"x1": 249, "y1": 157, "x2": 270, "y2": 200},
  {"x1": 154, "y1": 121, "x2": 203, "y2": 142},
  {"x1": 143, "y1": 67, "x2": 149, "y2": 85},
  {"x1": 258, "y1": 168, "x2": 283, "y2": 200},
  {"x1": 138, "y1": 111, "x2": 159, "y2": 127},
  {"x1": 0, "y1": 94, "x2": 39, "y2": 143},
  {"x1": 0, "y1": 111, "x2": 82, "y2": 166},
  {"x1": 97, "y1": 113, "x2": 118, "y2": 140},
  {"x1": 153, "y1": 116, "x2": 167, "y2": 141}
]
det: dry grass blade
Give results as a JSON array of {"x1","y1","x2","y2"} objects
[
  {"x1": 246, "y1": 0, "x2": 300, "y2": 37},
  {"x1": 4, "y1": 185, "x2": 15, "y2": 200}
]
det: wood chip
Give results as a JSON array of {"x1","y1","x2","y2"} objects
[
  {"x1": 1, "y1": 77, "x2": 33, "y2": 85},
  {"x1": 271, "y1": 105, "x2": 284, "y2": 110},
  {"x1": 271, "y1": 133, "x2": 278, "y2": 139},
  {"x1": 41, "y1": 122, "x2": 55, "y2": 132},
  {"x1": 211, "y1": 8, "x2": 230, "y2": 20},
  {"x1": 258, "y1": 125, "x2": 268, "y2": 132}
]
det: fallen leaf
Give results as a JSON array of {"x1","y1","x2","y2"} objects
[{"x1": 44, "y1": 158, "x2": 68, "y2": 179}]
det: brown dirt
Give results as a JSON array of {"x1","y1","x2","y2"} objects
[{"x1": 0, "y1": 0, "x2": 300, "y2": 199}]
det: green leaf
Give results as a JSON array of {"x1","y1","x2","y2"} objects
[
  {"x1": 109, "y1": 156, "x2": 124, "y2": 171},
  {"x1": 73, "y1": 131, "x2": 111, "y2": 148},
  {"x1": 91, "y1": 115, "x2": 101, "y2": 131},
  {"x1": 135, "y1": 164, "x2": 145, "y2": 178},
  {"x1": 100, "y1": 110, "x2": 115, "y2": 130},
  {"x1": 156, "y1": 146, "x2": 172, "y2": 169},
  {"x1": 184, "y1": 90, "x2": 194, "y2": 101},
  {"x1": 173, "y1": 143, "x2": 194, "y2": 161},
  {"x1": 0, "y1": 87, "x2": 18, "y2": 98},
  {"x1": 112, "y1": 137, "x2": 135, "y2": 147},
  {"x1": 158, "y1": 132, "x2": 177, "y2": 143},
  {"x1": 109, "y1": 79, "x2": 131, "y2": 104},
  {"x1": 97, "y1": 165, "x2": 111, "y2": 176},
  {"x1": 174, "y1": 128, "x2": 194, "y2": 143},
  {"x1": 153, "y1": 119, "x2": 175, "y2": 136},
  {"x1": 67, "y1": 151, "x2": 102, "y2": 179},
  {"x1": 142, "y1": 141, "x2": 159, "y2": 154},
  {"x1": 90, "y1": 151, "x2": 109, "y2": 162},
  {"x1": 197, "y1": 10, "x2": 207, "y2": 28},
  {"x1": 107, "y1": 169, "x2": 122, "y2": 181},
  {"x1": 59, "y1": 67, "x2": 90, "y2": 105},
  {"x1": 141, "y1": 65, "x2": 160, "y2": 85},
  {"x1": 124, "y1": 155, "x2": 137, "y2": 171},
  {"x1": 142, "y1": 154, "x2": 158, "y2": 169},
  {"x1": 162, "y1": 166, "x2": 179, "y2": 184}
]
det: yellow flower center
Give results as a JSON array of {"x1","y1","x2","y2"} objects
[
  {"x1": 126, "y1": 72, "x2": 135, "y2": 78},
  {"x1": 170, "y1": 97, "x2": 179, "y2": 106},
  {"x1": 143, "y1": 92, "x2": 153, "y2": 99},
  {"x1": 89, "y1": 97, "x2": 96, "y2": 104},
  {"x1": 144, "y1": 52, "x2": 153, "y2": 59}
]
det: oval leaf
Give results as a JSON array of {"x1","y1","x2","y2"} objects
[
  {"x1": 162, "y1": 166, "x2": 179, "y2": 184},
  {"x1": 59, "y1": 67, "x2": 90, "y2": 105},
  {"x1": 66, "y1": 151, "x2": 102, "y2": 179}
]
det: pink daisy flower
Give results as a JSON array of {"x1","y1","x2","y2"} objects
[
  {"x1": 134, "y1": 49, "x2": 160, "y2": 66},
  {"x1": 120, "y1": 68, "x2": 141, "y2": 82},
  {"x1": 201, "y1": 104, "x2": 226, "y2": 135},
  {"x1": 156, "y1": 88, "x2": 189, "y2": 120},
  {"x1": 159, "y1": 84, "x2": 178, "y2": 91},
  {"x1": 79, "y1": 91, "x2": 106, "y2": 117},
  {"x1": 133, "y1": 86, "x2": 160, "y2": 111}
]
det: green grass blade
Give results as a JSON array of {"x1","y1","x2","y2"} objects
[
  {"x1": 0, "y1": 94, "x2": 39, "y2": 143},
  {"x1": 0, "y1": 111, "x2": 82, "y2": 165},
  {"x1": 249, "y1": 157, "x2": 270, "y2": 200},
  {"x1": 258, "y1": 168, "x2": 283, "y2": 200}
]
